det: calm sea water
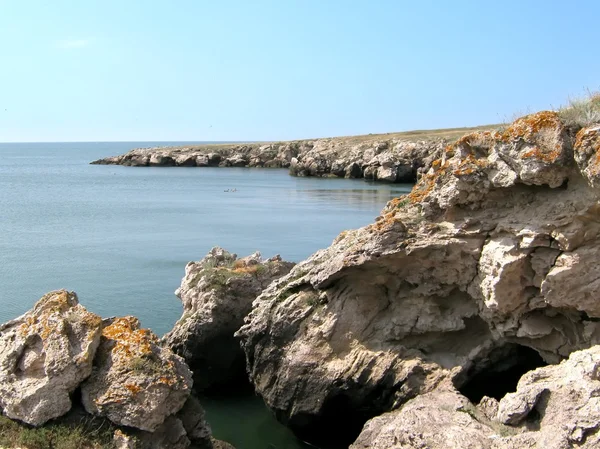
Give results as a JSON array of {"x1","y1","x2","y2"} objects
[{"x1": 0, "y1": 141, "x2": 411, "y2": 448}]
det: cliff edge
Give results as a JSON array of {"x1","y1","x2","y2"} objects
[{"x1": 235, "y1": 110, "x2": 600, "y2": 447}]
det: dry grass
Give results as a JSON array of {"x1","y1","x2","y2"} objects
[
  {"x1": 0, "y1": 414, "x2": 115, "y2": 449},
  {"x1": 558, "y1": 90, "x2": 600, "y2": 128},
  {"x1": 142, "y1": 124, "x2": 501, "y2": 154}
]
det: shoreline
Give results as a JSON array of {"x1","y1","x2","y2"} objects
[{"x1": 90, "y1": 124, "x2": 498, "y2": 183}]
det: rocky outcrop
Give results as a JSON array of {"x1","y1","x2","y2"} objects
[
  {"x1": 0, "y1": 290, "x2": 102, "y2": 426},
  {"x1": 163, "y1": 247, "x2": 294, "y2": 390},
  {"x1": 236, "y1": 112, "x2": 600, "y2": 443},
  {"x1": 82, "y1": 316, "x2": 192, "y2": 431},
  {"x1": 90, "y1": 136, "x2": 447, "y2": 183},
  {"x1": 350, "y1": 387, "x2": 498, "y2": 449},
  {"x1": 0, "y1": 291, "x2": 226, "y2": 449},
  {"x1": 113, "y1": 397, "x2": 214, "y2": 449},
  {"x1": 352, "y1": 345, "x2": 600, "y2": 449}
]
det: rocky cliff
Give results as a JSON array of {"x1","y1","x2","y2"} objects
[
  {"x1": 90, "y1": 126, "x2": 496, "y2": 183},
  {"x1": 235, "y1": 113, "x2": 600, "y2": 447}
]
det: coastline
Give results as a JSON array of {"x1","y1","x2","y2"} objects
[{"x1": 90, "y1": 124, "x2": 498, "y2": 183}]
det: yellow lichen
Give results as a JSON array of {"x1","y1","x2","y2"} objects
[
  {"x1": 502, "y1": 111, "x2": 562, "y2": 143},
  {"x1": 575, "y1": 127, "x2": 600, "y2": 174},
  {"x1": 520, "y1": 145, "x2": 562, "y2": 163},
  {"x1": 102, "y1": 317, "x2": 157, "y2": 358}
]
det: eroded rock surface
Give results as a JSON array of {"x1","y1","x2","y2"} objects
[
  {"x1": 353, "y1": 345, "x2": 600, "y2": 449},
  {"x1": 82, "y1": 316, "x2": 192, "y2": 431},
  {"x1": 0, "y1": 290, "x2": 102, "y2": 426},
  {"x1": 112, "y1": 396, "x2": 227, "y2": 449},
  {"x1": 236, "y1": 111, "x2": 600, "y2": 440},
  {"x1": 350, "y1": 387, "x2": 497, "y2": 449},
  {"x1": 163, "y1": 247, "x2": 294, "y2": 390}
]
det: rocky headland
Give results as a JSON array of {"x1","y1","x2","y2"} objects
[
  {"x1": 4, "y1": 102, "x2": 600, "y2": 448},
  {"x1": 90, "y1": 125, "x2": 497, "y2": 183}
]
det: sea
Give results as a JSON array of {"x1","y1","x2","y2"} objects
[{"x1": 0, "y1": 141, "x2": 412, "y2": 449}]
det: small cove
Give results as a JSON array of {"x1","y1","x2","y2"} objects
[{"x1": 0, "y1": 142, "x2": 413, "y2": 448}]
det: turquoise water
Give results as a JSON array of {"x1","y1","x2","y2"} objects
[{"x1": 0, "y1": 141, "x2": 411, "y2": 448}]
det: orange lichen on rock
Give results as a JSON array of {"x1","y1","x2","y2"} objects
[
  {"x1": 575, "y1": 126, "x2": 600, "y2": 175},
  {"x1": 408, "y1": 173, "x2": 438, "y2": 204},
  {"x1": 124, "y1": 383, "x2": 142, "y2": 394},
  {"x1": 502, "y1": 111, "x2": 563, "y2": 143},
  {"x1": 575, "y1": 126, "x2": 600, "y2": 153},
  {"x1": 455, "y1": 130, "x2": 501, "y2": 151},
  {"x1": 232, "y1": 264, "x2": 260, "y2": 275},
  {"x1": 18, "y1": 290, "x2": 102, "y2": 343},
  {"x1": 102, "y1": 317, "x2": 157, "y2": 358},
  {"x1": 370, "y1": 211, "x2": 404, "y2": 232},
  {"x1": 452, "y1": 153, "x2": 489, "y2": 176},
  {"x1": 520, "y1": 145, "x2": 563, "y2": 163}
]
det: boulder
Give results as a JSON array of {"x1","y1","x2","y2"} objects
[
  {"x1": 345, "y1": 162, "x2": 362, "y2": 178},
  {"x1": 112, "y1": 396, "x2": 231, "y2": 449},
  {"x1": 376, "y1": 165, "x2": 398, "y2": 182},
  {"x1": 163, "y1": 247, "x2": 294, "y2": 390},
  {"x1": 82, "y1": 316, "x2": 192, "y2": 431},
  {"x1": 350, "y1": 388, "x2": 496, "y2": 449},
  {"x1": 0, "y1": 290, "x2": 102, "y2": 426}
]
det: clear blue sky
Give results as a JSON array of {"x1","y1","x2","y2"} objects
[{"x1": 1, "y1": 0, "x2": 599, "y2": 142}]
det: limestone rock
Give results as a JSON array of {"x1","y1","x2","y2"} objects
[
  {"x1": 349, "y1": 388, "x2": 496, "y2": 449},
  {"x1": 496, "y1": 345, "x2": 600, "y2": 445},
  {"x1": 353, "y1": 346, "x2": 600, "y2": 449},
  {"x1": 0, "y1": 290, "x2": 102, "y2": 426},
  {"x1": 163, "y1": 247, "x2": 294, "y2": 390},
  {"x1": 82, "y1": 316, "x2": 192, "y2": 431},
  {"x1": 113, "y1": 397, "x2": 229, "y2": 449},
  {"x1": 113, "y1": 417, "x2": 190, "y2": 449},
  {"x1": 236, "y1": 111, "x2": 600, "y2": 439},
  {"x1": 176, "y1": 396, "x2": 213, "y2": 449},
  {"x1": 574, "y1": 124, "x2": 600, "y2": 188}
]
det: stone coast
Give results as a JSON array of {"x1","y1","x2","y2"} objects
[
  {"x1": 90, "y1": 125, "x2": 497, "y2": 183},
  {"x1": 3, "y1": 111, "x2": 600, "y2": 448}
]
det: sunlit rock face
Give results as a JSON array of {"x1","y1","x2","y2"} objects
[
  {"x1": 0, "y1": 290, "x2": 103, "y2": 426},
  {"x1": 351, "y1": 346, "x2": 600, "y2": 449},
  {"x1": 163, "y1": 247, "x2": 294, "y2": 391},
  {"x1": 81, "y1": 316, "x2": 192, "y2": 432},
  {"x1": 236, "y1": 111, "x2": 600, "y2": 444}
]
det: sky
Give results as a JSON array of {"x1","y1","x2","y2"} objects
[{"x1": 0, "y1": 0, "x2": 599, "y2": 142}]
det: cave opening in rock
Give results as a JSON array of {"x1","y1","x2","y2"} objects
[
  {"x1": 456, "y1": 344, "x2": 548, "y2": 404},
  {"x1": 292, "y1": 394, "x2": 376, "y2": 449}
]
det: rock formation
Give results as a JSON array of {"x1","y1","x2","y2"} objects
[
  {"x1": 0, "y1": 291, "x2": 228, "y2": 449},
  {"x1": 81, "y1": 316, "x2": 192, "y2": 431},
  {"x1": 351, "y1": 345, "x2": 600, "y2": 449},
  {"x1": 0, "y1": 290, "x2": 102, "y2": 426},
  {"x1": 90, "y1": 136, "x2": 449, "y2": 183},
  {"x1": 236, "y1": 112, "x2": 600, "y2": 445},
  {"x1": 113, "y1": 396, "x2": 214, "y2": 449},
  {"x1": 163, "y1": 247, "x2": 294, "y2": 390}
]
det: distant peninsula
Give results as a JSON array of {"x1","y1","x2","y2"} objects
[{"x1": 91, "y1": 125, "x2": 498, "y2": 183}]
